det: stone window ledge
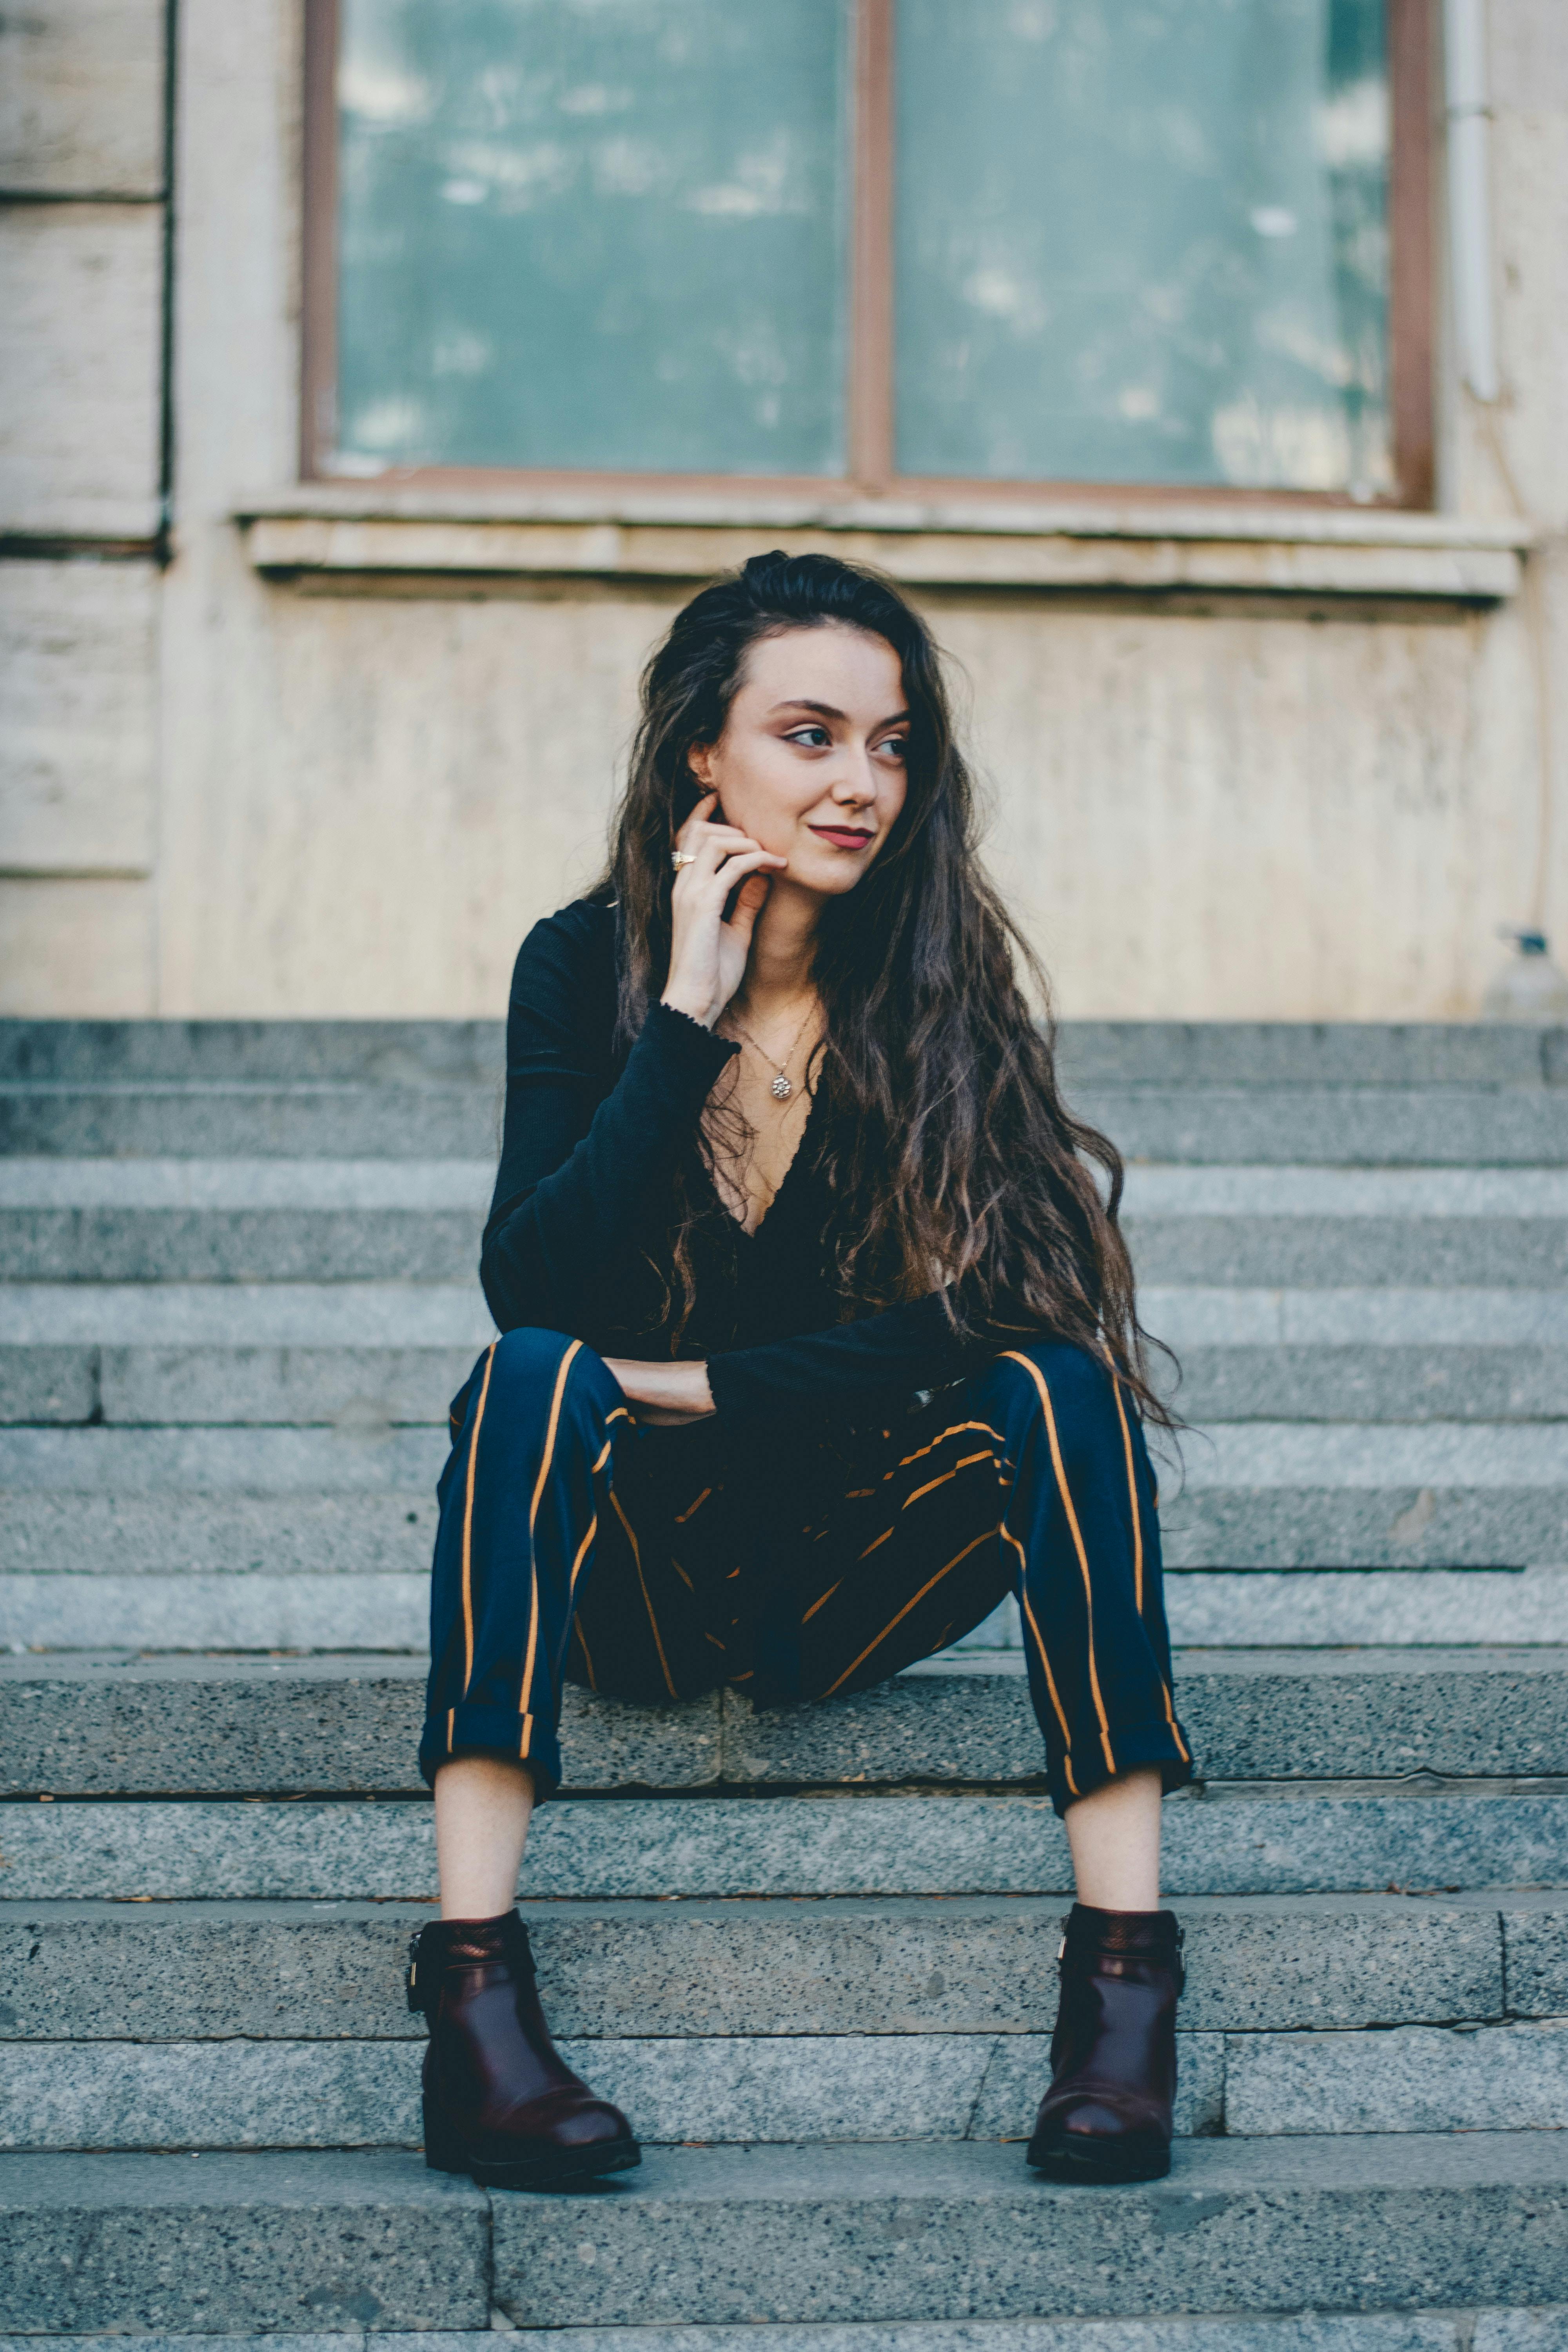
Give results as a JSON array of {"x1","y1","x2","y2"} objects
[{"x1": 235, "y1": 486, "x2": 1530, "y2": 602}]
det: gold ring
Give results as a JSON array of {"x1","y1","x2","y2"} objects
[{"x1": 671, "y1": 849, "x2": 696, "y2": 870}]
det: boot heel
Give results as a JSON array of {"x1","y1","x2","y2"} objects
[{"x1": 421, "y1": 2099, "x2": 469, "y2": 2177}]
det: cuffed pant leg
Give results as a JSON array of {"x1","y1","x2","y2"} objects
[
  {"x1": 971, "y1": 1341, "x2": 1194, "y2": 1817},
  {"x1": 418, "y1": 1328, "x2": 632, "y2": 1801}
]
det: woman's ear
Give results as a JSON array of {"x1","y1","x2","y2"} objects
[
  {"x1": 682, "y1": 746, "x2": 724, "y2": 826},
  {"x1": 673, "y1": 767, "x2": 718, "y2": 834}
]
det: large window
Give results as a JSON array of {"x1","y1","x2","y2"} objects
[{"x1": 303, "y1": 0, "x2": 1431, "y2": 501}]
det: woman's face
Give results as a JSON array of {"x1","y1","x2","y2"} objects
[{"x1": 688, "y1": 623, "x2": 910, "y2": 899}]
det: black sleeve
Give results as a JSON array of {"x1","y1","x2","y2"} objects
[
  {"x1": 704, "y1": 1286, "x2": 1005, "y2": 1427},
  {"x1": 479, "y1": 906, "x2": 738, "y2": 1334}
]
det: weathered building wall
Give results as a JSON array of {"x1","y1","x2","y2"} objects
[
  {"x1": 2, "y1": 0, "x2": 1564, "y2": 1020},
  {"x1": 0, "y1": 0, "x2": 166, "y2": 1013}
]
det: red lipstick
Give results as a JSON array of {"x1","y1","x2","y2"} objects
[{"x1": 809, "y1": 824, "x2": 874, "y2": 851}]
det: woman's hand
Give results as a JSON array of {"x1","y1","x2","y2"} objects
[
  {"x1": 603, "y1": 1357, "x2": 715, "y2": 1426},
  {"x1": 661, "y1": 789, "x2": 787, "y2": 1028}
]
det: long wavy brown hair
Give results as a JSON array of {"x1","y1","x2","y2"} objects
[{"x1": 590, "y1": 548, "x2": 1174, "y2": 1428}]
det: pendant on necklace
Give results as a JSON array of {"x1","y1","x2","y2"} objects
[{"x1": 770, "y1": 1074, "x2": 793, "y2": 1100}]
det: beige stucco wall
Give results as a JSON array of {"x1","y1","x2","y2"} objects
[{"x1": 3, "y1": 0, "x2": 1565, "y2": 1021}]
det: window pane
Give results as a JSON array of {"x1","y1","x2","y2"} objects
[
  {"x1": 334, "y1": 0, "x2": 850, "y2": 475},
  {"x1": 895, "y1": 0, "x2": 1392, "y2": 493}
]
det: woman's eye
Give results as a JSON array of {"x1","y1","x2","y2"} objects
[
  {"x1": 878, "y1": 736, "x2": 908, "y2": 761},
  {"x1": 785, "y1": 726, "x2": 831, "y2": 748}
]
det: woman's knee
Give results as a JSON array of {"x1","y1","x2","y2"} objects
[
  {"x1": 976, "y1": 1336, "x2": 1117, "y2": 1438},
  {"x1": 482, "y1": 1327, "x2": 624, "y2": 1423}
]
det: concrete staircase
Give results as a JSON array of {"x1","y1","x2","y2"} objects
[{"x1": 1, "y1": 1017, "x2": 1566, "y2": 2345}]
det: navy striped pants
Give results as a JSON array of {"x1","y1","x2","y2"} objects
[{"x1": 419, "y1": 1328, "x2": 1193, "y2": 1816}]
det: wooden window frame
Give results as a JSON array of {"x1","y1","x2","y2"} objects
[{"x1": 301, "y1": 0, "x2": 1434, "y2": 509}]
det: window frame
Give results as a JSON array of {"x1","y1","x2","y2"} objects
[{"x1": 300, "y1": 0, "x2": 1434, "y2": 508}]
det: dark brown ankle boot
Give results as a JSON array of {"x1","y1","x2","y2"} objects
[
  {"x1": 1027, "y1": 1902, "x2": 1184, "y2": 2183},
  {"x1": 408, "y1": 1909, "x2": 640, "y2": 2190}
]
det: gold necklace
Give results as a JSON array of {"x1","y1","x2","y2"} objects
[{"x1": 722, "y1": 1001, "x2": 817, "y2": 1101}]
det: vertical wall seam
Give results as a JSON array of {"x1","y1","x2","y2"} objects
[
  {"x1": 149, "y1": 0, "x2": 179, "y2": 1015},
  {"x1": 157, "y1": 0, "x2": 179, "y2": 561}
]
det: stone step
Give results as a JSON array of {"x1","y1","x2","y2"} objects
[
  {"x1": 1158, "y1": 1494, "x2": 1568, "y2": 1570},
  {"x1": 0, "y1": 1426, "x2": 448, "y2": 1486},
  {"x1": 1161, "y1": 1569, "x2": 1568, "y2": 1641},
  {"x1": 6, "y1": 1417, "x2": 1564, "y2": 1496},
  {"x1": 0, "y1": 1343, "x2": 482, "y2": 1427},
  {"x1": 4, "y1": 1787, "x2": 1564, "y2": 1901},
  {"x1": 0, "y1": 2025, "x2": 1230, "y2": 2152},
  {"x1": 0, "y1": 1088, "x2": 498, "y2": 1161},
  {"x1": 8, "y1": 2138, "x2": 1562, "y2": 2334},
  {"x1": 0, "y1": 1281, "x2": 495, "y2": 1345},
  {"x1": 0, "y1": 2149, "x2": 488, "y2": 2336},
  {"x1": 6, "y1": 1084, "x2": 1567, "y2": 1165},
  {"x1": 441, "y1": 2135, "x2": 1568, "y2": 2327},
  {"x1": 1072, "y1": 1025, "x2": 1567, "y2": 1089},
  {"x1": 0, "y1": 1160, "x2": 494, "y2": 1209},
  {"x1": 9, "y1": 1894, "x2": 1560, "y2": 2158},
  {"x1": 5, "y1": 1016, "x2": 1558, "y2": 1087},
  {"x1": 2, "y1": 1490, "x2": 441, "y2": 1576},
  {"x1": 0, "y1": 2324, "x2": 1544, "y2": 2352},
  {"x1": 1128, "y1": 1214, "x2": 1568, "y2": 1287},
  {"x1": 8, "y1": 1566, "x2": 1568, "y2": 1652},
  {"x1": 5, "y1": 1891, "x2": 1548, "y2": 2040},
  {"x1": 2, "y1": 1651, "x2": 1563, "y2": 1796},
  {"x1": 4, "y1": 1278, "x2": 1563, "y2": 1351},
  {"x1": 6, "y1": 1200, "x2": 1568, "y2": 1283},
  {"x1": 6, "y1": 1468, "x2": 1561, "y2": 1599},
  {"x1": 485, "y1": 2135, "x2": 1568, "y2": 2327},
  {"x1": 0, "y1": 1568, "x2": 435, "y2": 1649},
  {"x1": 1090, "y1": 1090, "x2": 1568, "y2": 1167},
  {"x1": 8, "y1": 1339, "x2": 1568, "y2": 1427},
  {"x1": 1146, "y1": 1285, "x2": 1568, "y2": 1345},
  {"x1": 1160, "y1": 1345, "x2": 1568, "y2": 1422},
  {"x1": 0, "y1": 1019, "x2": 508, "y2": 1086},
  {"x1": 8, "y1": 2014, "x2": 1568, "y2": 2152},
  {"x1": 0, "y1": 1207, "x2": 482, "y2": 1283},
  {"x1": 9, "y1": 1160, "x2": 1568, "y2": 1215}
]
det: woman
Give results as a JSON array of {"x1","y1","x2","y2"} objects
[{"x1": 403, "y1": 550, "x2": 1193, "y2": 2194}]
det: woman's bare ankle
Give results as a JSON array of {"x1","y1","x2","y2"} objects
[
  {"x1": 1063, "y1": 1766, "x2": 1163, "y2": 1912},
  {"x1": 433, "y1": 1755, "x2": 536, "y2": 1919}
]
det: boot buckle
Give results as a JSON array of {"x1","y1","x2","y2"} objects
[{"x1": 406, "y1": 1926, "x2": 432, "y2": 2016}]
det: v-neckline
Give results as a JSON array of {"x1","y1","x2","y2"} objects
[{"x1": 705, "y1": 1089, "x2": 818, "y2": 1242}]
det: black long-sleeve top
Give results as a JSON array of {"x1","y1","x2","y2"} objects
[{"x1": 479, "y1": 898, "x2": 1001, "y2": 1428}]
